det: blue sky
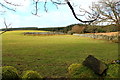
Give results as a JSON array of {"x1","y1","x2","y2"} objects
[{"x1": 0, "y1": 0, "x2": 97, "y2": 29}]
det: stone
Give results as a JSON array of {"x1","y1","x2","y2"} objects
[{"x1": 82, "y1": 55, "x2": 108, "y2": 75}]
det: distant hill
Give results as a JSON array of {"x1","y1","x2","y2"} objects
[
  {"x1": 0, "y1": 27, "x2": 38, "y2": 31},
  {"x1": 0, "y1": 24, "x2": 118, "y2": 33}
]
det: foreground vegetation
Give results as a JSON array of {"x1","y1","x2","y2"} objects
[
  {"x1": 2, "y1": 63, "x2": 119, "y2": 79},
  {"x1": 2, "y1": 30, "x2": 118, "y2": 78}
]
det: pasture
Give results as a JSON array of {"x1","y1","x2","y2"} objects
[{"x1": 2, "y1": 30, "x2": 118, "y2": 78}]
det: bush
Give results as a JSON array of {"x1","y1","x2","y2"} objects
[
  {"x1": 67, "y1": 31, "x2": 74, "y2": 35},
  {"x1": 68, "y1": 63, "x2": 98, "y2": 78},
  {"x1": 105, "y1": 64, "x2": 120, "y2": 78},
  {"x1": 2, "y1": 66, "x2": 20, "y2": 80},
  {"x1": 22, "y1": 70, "x2": 42, "y2": 80}
]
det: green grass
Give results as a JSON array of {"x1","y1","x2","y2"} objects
[{"x1": 2, "y1": 30, "x2": 118, "y2": 78}]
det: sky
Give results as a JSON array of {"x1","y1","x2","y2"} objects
[{"x1": 0, "y1": 0, "x2": 98, "y2": 29}]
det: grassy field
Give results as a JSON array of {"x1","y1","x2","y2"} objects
[{"x1": 2, "y1": 30, "x2": 118, "y2": 78}]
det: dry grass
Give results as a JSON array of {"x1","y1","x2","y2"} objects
[{"x1": 87, "y1": 32, "x2": 119, "y2": 36}]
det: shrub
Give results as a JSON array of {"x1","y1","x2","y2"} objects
[
  {"x1": 68, "y1": 63, "x2": 98, "y2": 78},
  {"x1": 22, "y1": 70, "x2": 42, "y2": 80},
  {"x1": 2, "y1": 66, "x2": 20, "y2": 80},
  {"x1": 67, "y1": 31, "x2": 74, "y2": 35},
  {"x1": 105, "y1": 64, "x2": 120, "y2": 78}
]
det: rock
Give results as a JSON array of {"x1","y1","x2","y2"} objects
[
  {"x1": 111, "y1": 60, "x2": 120, "y2": 64},
  {"x1": 82, "y1": 55, "x2": 108, "y2": 75}
]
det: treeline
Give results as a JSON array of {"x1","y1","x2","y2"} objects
[
  {"x1": 0, "y1": 24, "x2": 85, "y2": 33},
  {"x1": 45, "y1": 24, "x2": 118, "y2": 33},
  {"x1": 0, "y1": 24, "x2": 118, "y2": 33},
  {"x1": 84, "y1": 24, "x2": 118, "y2": 33},
  {"x1": 39, "y1": 24, "x2": 87, "y2": 33},
  {"x1": 65, "y1": 24, "x2": 118, "y2": 33},
  {"x1": 0, "y1": 27, "x2": 38, "y2": 31}
]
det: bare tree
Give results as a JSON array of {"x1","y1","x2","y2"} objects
[
  {"x1": 0, "y1": 19, "x2": 12, "y2": 35},
  {"x1": 92, "y1": 0, "x2": 120, "y2": 26}
]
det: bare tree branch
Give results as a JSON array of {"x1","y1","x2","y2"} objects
[
  {"x1": 1, "y1": 0, "x2": 99, "y2": 24},
  {"x1": 32, "y1": 0, "x2": 66, "y2": 16},
  {"x1": 65, "y1": 0, "x2": 99, "y2": 23},
  {"x1": 50, "y1": 0, "x2": 66, "y2": 12},
  {"x1": 0, "y1": 19, "x2": 12, "y2": 35},
  {"x1": 50, "y1": 0, "x2": 66, "y2": 5},
  {"x1": 0, "y1": 2, "x2": 16, "y2": 12},
  {"x1": 78, "y1": 6, "x2": 96, "y2": 18},
  {"x1": 26, "y1": 0, "x2": 99, "y2": 23},
  {"x1": 0, "y1": 0, "x2": 22, "y2": 12},
  {"x1": 32, "y1": 0, "x2": 39, "y2": 15},
  {"x1": 4, "y1": 0, "x2": 21, "y2": 6},
  {"x1": 44, "y1": 0, "x2": 48, "y2": 12},
  {"x1": 92, "y1": 0, "x2": 120, "y2": 25}
]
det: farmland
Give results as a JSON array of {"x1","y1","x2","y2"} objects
[{"x1": 2, "y1": 30, "x2": 118, "y2": 78}]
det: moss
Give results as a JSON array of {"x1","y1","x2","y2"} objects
[
  {"x1": 105, "y1": 64, "x2": 120, "y2": 78},
  {"x1": 2, "y1": 66, "x2": 20, "y2": 80},
  {"x1": 22, "y1": 70, "x2": 42, "y2": 80},
  {"x1": 68, "y1": 63, "x2": 99, "y2": 78}
]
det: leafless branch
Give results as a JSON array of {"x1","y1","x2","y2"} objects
[
  {"x1": 65, "y1": 0, "x2": 99, "y2": 23},
  {"x1": 0, "y1": 19, "x2": 12, "y2": 35},
  {"x1": 78, "y1": 6, "x2": 94, "y2": 17},
  {"x1": 51, "y1": 0, "x2": 66, "y2": 9},
  {"x1": 31, "y1": 0, "x2": 98, "y2": 23},
  {"x1": 0, "y1": 2, "x2": 16, "y2": 12},
  {"x1": 92, "y1": 0, "x2": 120, "y2": 25},
  {"x1": 32, "y1": 0, "x2": 66, "y2": 15},
  {"x1": 4, "y1": 0, "x2": 22, "y2": 6},
  {"x1": 0, "y1": 0, "x2": 22, "y2": 12},
  {"x1": 32, "y1": 0, "x2": 39, "y2": 15},
  {"x1": 50, "y1": 0, "x2": 66, "y2": 5},
  {"x1": 44, "y1": 0, "x2": 48, "y2": 12}
]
